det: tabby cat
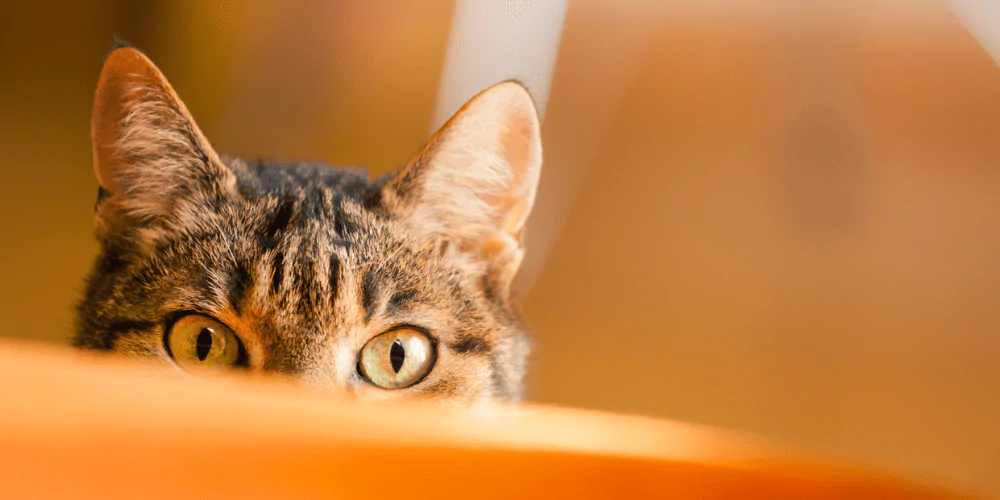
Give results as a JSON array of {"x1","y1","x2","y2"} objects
[{"x1": 73, "y1": 45, "x2": 542, "y2": 403}]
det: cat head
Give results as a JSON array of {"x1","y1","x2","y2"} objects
[{"x1": 76, "y1": 46, "x2": 542, "y2": 403}]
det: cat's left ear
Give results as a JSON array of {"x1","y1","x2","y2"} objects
[
  {"x1": 91, "y1": 46, "x2": 231, "y2": 236},
  {"x1": 382, "y1": 82, "x2": 542, "y2": 299}
]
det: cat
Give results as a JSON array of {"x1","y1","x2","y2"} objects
[{"x1": 73, "y1": 43, "x2": 542, "y2": 404}]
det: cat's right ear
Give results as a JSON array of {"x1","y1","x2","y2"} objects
[
  {"x1": 91, "y1": 47, "x2": 231, "y2": 237},
  {"x1": 380, "y1": 82, "x2": 543, "y2": 301}
]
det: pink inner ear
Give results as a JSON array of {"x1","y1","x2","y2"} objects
[{"x1": 488, "y1": 92, "x2": 543, "y2": 237}]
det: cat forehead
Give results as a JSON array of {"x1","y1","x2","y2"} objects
[
  {"x1": 230, "y1": 159, "x2": 372, "y2": 202},
  {"x1": 221, "y1": 163, "x2": 433, "y2": 275},
  {"x1": 227, "y1": 160, "x2": 387, "y2": 241},
  {"x1": 149, "y1": 195, "x2": 446, "y2": 328}
]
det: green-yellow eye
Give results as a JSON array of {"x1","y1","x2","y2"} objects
[
  {"x1": 166, "y1": 315, "x2": 243, "y2": 371},
  {"x1": 358, "y1": 328, "x2": 435, "y2": 389}
]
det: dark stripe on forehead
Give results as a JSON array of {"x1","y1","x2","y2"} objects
[
  {"x1": 293, "y1": 251, "x2": 317, "y2": 318},
  {"x1": 227, "y1": 261, "x2": 252, "y2": 314},
  {"x1": 333, "y1": 210, "x2": 356, "y2": 238},
  {"x1": 328, "y1": 253, "x2": 341, "y2": 305},
  {"x1": 360, "y1": 268, "x2": 379, "y2": 322},
  {"x1": 264, "y1": 198, "x2": 295, "y2": 244},
  {"x1": 270, "y1": 251, "x2": 284, "y2": 295}
]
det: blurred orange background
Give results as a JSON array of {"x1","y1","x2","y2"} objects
[{"x1": 0, "y1": 0, "x2": 997, "y2": 496}]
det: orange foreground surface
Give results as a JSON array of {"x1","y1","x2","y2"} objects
[{"x1": 0, "y1": 340, "x2": 972, "y2": 499}]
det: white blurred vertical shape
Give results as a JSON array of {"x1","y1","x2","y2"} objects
[
  {"x1": 512, "y1": 1, "x2": 661, "y2": 294},
  {"x1": 431, "y1": 0, "x2": 568, "y2": 131},
  {"x1": 950, "y1": 0, "x2": 1000, "y2": 65}
]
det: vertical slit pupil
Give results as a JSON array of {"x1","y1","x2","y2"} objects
[
  {"x1": 196, "y1": 328, "x2": 213, "y2": 361},
  {"x1": 389, "y1": 339, "x2": 406, "y2": 374}
]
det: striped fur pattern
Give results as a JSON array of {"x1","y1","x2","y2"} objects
[{"x1": 74, "y1": 47, "x2": 540, "y2": 403}]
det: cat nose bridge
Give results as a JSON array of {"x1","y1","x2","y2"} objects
[{"x1": 258, "y1": 333, "x2": 355, "y2": 388}]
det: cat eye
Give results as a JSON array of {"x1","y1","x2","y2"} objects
[
  {"x1": 358, "y1": 328, "x2": 436, "y2": 389},
  {"x1": 165, "y1": 315, "x2": 244, "y2": 371}
]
